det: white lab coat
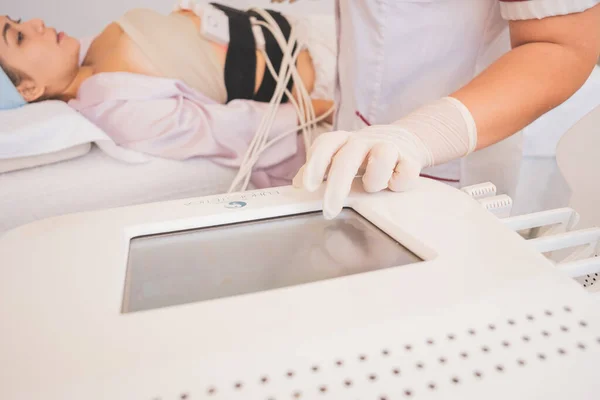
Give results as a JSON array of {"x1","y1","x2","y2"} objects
[{"x1": 332, "y1": 0, "x2": 599, "y2": 213}]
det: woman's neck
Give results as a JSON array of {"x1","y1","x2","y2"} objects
[{"x1": 55, "y1": 66, "x2": 95, "y2": 102}]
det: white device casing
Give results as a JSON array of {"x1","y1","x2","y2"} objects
[
  {"x1": 200, "y1": 4, "x2": 230, "y2": 45},
  {"x1": 193, "y1": 3, "x2": 267, "y2": 49},
  {"x1": 1, "y1": 178, "x2": 599, "y2": 400}
]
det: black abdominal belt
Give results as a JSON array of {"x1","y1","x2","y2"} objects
[{"x1": 210, "y1": 3, "x2": 295, "y2": 103}]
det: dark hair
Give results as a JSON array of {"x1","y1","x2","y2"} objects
[
  {"x1": 0, "y1": 57, "x2": 46, "y2": 102},
  {"x1": 0, "y1": 57, "x2": 23, "y2": 87}
]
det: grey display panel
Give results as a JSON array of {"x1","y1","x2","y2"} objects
[{"x1": 123, "y1": 209, "x2": 422, "y2": 313}]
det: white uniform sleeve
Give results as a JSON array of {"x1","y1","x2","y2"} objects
[{"x1": 499, "y1": 0, "x2": 600, "y2": 20}]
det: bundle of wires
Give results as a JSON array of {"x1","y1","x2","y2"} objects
[
  {"x1": 227, "y1": 8, "x2": 334, "y2": 193},
  {"x1": 175, "y1": 1, "x2": 334, "y2": 193}
]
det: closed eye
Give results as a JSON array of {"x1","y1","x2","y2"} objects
[{"x1": 17, "y1": 31, "x2": 23, "y2": 45}]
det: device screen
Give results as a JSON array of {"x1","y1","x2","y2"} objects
[{"x1": 122, "y1": 209, "x2": 422, "y2": 313}]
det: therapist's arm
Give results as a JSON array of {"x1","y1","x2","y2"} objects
[{"x1": 452, "y1": 5, "x2": 600, "y2": 150}]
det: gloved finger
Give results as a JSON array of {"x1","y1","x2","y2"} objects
[
  {"x1": 362, "y1": 143, "x2": 398, "y2": 193},
  {"x1": 292, "y1": 165, "x2": 305, "y2": 189},
  {"x1": 323, "y1": 139, "x2": 371, "y2": 219},
  {"x1": 303, "y1": 131, "x2": 351, "y2": 192},
  {"x1": 388, "y1": 156, "x2": 422, "y2": 192}
]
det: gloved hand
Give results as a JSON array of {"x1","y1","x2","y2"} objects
[{"x1": 293, "y1": 97, "x2": 478, "y2": 219}]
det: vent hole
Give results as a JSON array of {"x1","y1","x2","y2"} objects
[
  {"x1": 426, "y1": 339, "x2": 435, "y2": 346},
  {"x1": 468, "y1": 329, "x2": 476, "y2": 336},
  {"x1": 359, "y1": 355, "x2": 367, "y2": 362},
  {"x1": 447, "y1": 333, "x2": 456, "y2": 341},
  {"x1": 538, "y1": 353, "x2": 547, "y2": 361},
  {"x1": 564, "y1": 306, "x2": 572, "y2": 313},
  {"x1": 460, "y1": 352, "x2": 469, "y2": 359},
  {"x1": 580, "y1": 320, "x2": 588, "y2": 328},
  {"x1": 496, "y1": 365, "x2": 505, "y2": 373},
  {"x1": 319, "y1": 385, "x2": 327, "y2": 393},
  {"x1": 382, "y1": 349, "x2": 391, "y2": 357},
  {"x1": 261, "y1": 376, "x2": 269, "y2": 384},
  {"x1": 542, "y1": 330, "x2": 550, "y2": 337},
  {"x1": 558, "y1": 348, "x2": 567, "y2": 355},
  {"x1": 517, "y1": 359, "x2": 526, "y2": 366},
  {"x1": 577, "y1": 342, "x2": 587, "y2": 350},
  {"x1": 560, "y1": 326, "x2": 569, "y2": 332},
  {"x1": 207, "y1": 387, "x2": 216, "y2": 396},
  {"x1": 369, "y1": 374, "x2": 378, "y2": 382},
  {"x1": 293, "y1": 391, "x2": 302, "y2": 398},
  {"x1": 527, "y1": 315, "x2": 535, "y2": 321},
  {"x1": 392, "y1": 368, "x2": 401, "y2": 376},
  {"x1": 311, "y1": 366, "x2": 319, "y2": 373},
  {"x1": 439, "y1": 357, "x2": 447, "y2": 364},
  {"x1": 416, "y1": 362, "x2": 425, "y2": 370},
  {"x1": 234, "y1": 382, "x2": 243, "y2": 390},
  {"x1": 287, "y1": 371, "x2": 295, "y2": 378},
  {"x1": 545, "y1": 310, "x2": 553, "y2": 317},
  {"x1": 180, "y1": 394, "x2": 189, "y2": 400},
  {"x1": 481, "y1": 346, "x2": 490, "y2": 353},
  {"x1": 474, "y1": 371, "x2": 483, "y2": 379},
  {"x1": 380, "y1": 396, "x2": 388, "y2": 400},
  {"x1": 502, "y1": 341, "x2": 511, "y2": 348},
  {"x1": 404, "y1": 389, "x2": 413, "y2": 397},
  {"x1": 507, "y1": 319, "x2": 516, "y2": 325},
  {"x1": 451, "y1": 376, "x2": 460, "y2": 384},
  {"x1": 404, "y1": 344, "x2": 413, "y2": 352},
  {"x1": 335, "y1": 360, "x2": 344, "y2": 367},
  {"x1": 428, "y1": 382, "x2": 437, "y2": 390},
  {"x1": 488, "y1": 324, "x2": 496, "y2": 331},
  {"x1": 344, "y1": 379, "x2": 353, "y2": 388}
]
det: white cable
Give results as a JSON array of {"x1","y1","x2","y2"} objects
[
  {"x1": 231, "y1": 33, "x2": 302, "y2": 192},
  {"x1": 232, "y1": 107, "x2": 334, "y2": 187},
  {"x1": 245, "y1": 12, "x2": 305, "y2": 162},
  {"x1": 230, "y1": 17, "x2": 300, "y2": 190},
  {"x1": 227, "y1": 8, "x2": 332, "y2": 193}
]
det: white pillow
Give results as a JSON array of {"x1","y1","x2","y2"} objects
[{"x1": 0, "y1": 100, "x2": 145, "y2": 173}]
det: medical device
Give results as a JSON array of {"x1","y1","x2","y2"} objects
[
  {"x1": 1, "y1": 178, "x2": 599, "y2": 399},
  {"x1": 175, "y1": 1, "x2": 333, "y2": 193}
]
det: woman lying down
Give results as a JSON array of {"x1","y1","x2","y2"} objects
[{"x1": 0, "y1": 4, "x2": 336, "y2": 187}]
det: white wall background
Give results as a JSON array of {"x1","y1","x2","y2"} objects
[{"x1": 3, "y1": 0, "x2": 333, "y2": 38}]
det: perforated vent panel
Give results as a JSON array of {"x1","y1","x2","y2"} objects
[
  {"x1": 575, "y1": 273, "x2": 600, "y2": 292},
  {"x1": 147, "y1": 306, "x2": 600, "y2": 400}
]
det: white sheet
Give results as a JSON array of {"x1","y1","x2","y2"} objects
[
  {"x1": 0, "y1": 146, "x2": 242, "y2": 235},
  {"x1": 0, "y1": 143, "x2": 91, "y2": 174}
]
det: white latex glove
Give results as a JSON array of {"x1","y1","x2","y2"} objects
[{"x1": 293, "y1": 97, "x2": 477, "y2": 219}]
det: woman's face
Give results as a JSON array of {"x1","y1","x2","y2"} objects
[{"x1": 0, "y1": 15, "x2": 80, "y2": 101}]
